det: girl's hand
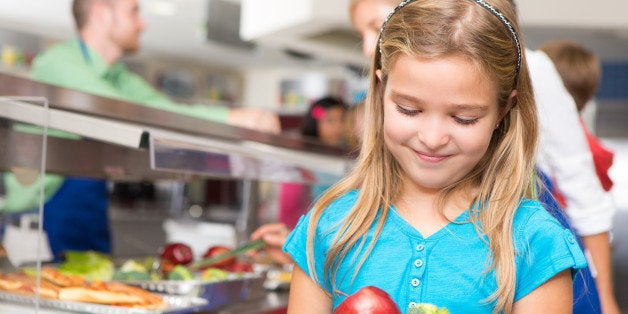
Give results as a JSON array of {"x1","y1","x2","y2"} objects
[{"x1": 250, "y1": 223, "x2": 293, "y2": 265}]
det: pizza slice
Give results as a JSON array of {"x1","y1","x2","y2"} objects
[
  {"x1": 58, "y1": 280, "x2": 166, "y2": 309},
  {"x1": 0, "y1": 272, "x2": 60, "y2": 299},
  {"x1": 41, "y1": 267, "x2": 86, "y2": 287}
]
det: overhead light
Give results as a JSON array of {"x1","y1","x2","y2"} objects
[{"x1": 146, "y1": 0, "x2": 177, "y2": 16}]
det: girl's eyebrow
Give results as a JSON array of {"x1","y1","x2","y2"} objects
[{"x1": 390, "y1": 90, "x2": 489, "y2": 110}]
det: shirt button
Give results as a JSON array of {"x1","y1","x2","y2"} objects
[
  {"x1": 416, "y1": 244, "x2": 425, "y2": 251},
  {"x1": 568, "y1": 235, "x2": 576, "y2": 244},
  {"x1": 414, "y1": 259, "x2": 423, "y2": 267},
  {"x1": 411, "y1": 278, "x2": 420, "y2": 287},
  {"x1": 408, "y1": 302, "x2": 417, "y2": 308}
]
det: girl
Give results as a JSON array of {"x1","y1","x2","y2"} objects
[
  {"x1": 281, "y1": 96, "x2": 348, "y2": 228},
  {"x1": 301, "y1": 96, "x2": 348, "y2": 148},
  {"x1": 284, "y1": 0, "x2": 586, "y2": 313},
  {"x1": 252, "y1": 97, "x2": 348, "y2": 265}
]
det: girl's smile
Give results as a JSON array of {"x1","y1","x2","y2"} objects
[{"x1": 413, "y1": 150, "x2": 451, "y2": 164}]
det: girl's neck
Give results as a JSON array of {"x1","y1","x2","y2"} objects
[{"x1": 394, "y1": 183, "x2": 476, "y2": 237}]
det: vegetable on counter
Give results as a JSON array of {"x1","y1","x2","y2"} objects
[
  {"x1": 201, "y1": 268, "x2": 229, "y2": 282},
  {"x1": 58, "y1": 251, "x2": 114, "y2": 281},
  {"x1": 166, "y1": 265, "x2": 194, "y2": 281},
  {"x1": 408, "y1": 303, "x2": 450, "y2": 314},
  {"x1": 111, "y1": 259, "x2": 152, "y2": 281}
]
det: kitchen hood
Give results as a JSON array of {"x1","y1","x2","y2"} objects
[{"x1": 240, "y1": 0, "x2": 367, "y2": 67}]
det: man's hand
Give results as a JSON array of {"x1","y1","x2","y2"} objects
[{"x1": 227, "y1": 107, "x2": 281, "y2": 134}]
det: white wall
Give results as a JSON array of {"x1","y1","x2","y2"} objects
[{"x1": 517, "y1": 0, "x2": 628, "y2": 29}]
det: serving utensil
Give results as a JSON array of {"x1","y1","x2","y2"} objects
[{"x1": 188, "y1": 239, "x2": 265, "y2": 271}]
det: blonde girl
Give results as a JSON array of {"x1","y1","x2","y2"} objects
[{"x1": 284, "y1": 0, "x2": 586, "y2": 313}]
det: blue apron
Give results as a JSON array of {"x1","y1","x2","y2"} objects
[
  {"x1": 43, "y1": 177, "x2": 110, "y2": 260},
  {"x1": 537, "y1": 170, "x2": 601, "y2": 314}
]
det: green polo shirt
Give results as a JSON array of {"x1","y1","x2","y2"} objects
[{"x1": 3, "y1": 38, "x2": 230, "y2": 212}]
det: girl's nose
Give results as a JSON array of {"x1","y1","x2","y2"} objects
[{"x1": 417, "y1": 120, "x2": 449, "y2": 149}]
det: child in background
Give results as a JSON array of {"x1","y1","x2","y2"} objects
[
  {"x1": 539, "y1": 40, "x2": 614, "y2": 193},
  {"x1": 284, "y1": 0, "x2": 586, "y2": 313},
  {"x1": 251, "y1": 96, "x2": 347, "y2": 265},
  {"x1": 279, "y1": 96, "x2": 348, "y2": 229}
]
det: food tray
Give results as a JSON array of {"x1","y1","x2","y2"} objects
[
  {"x1": 0, "y1": 291, "x2": 208, "y2": 314},
  {"x1": 122, "y1": 272, "x2": 266, "y2": 310}
]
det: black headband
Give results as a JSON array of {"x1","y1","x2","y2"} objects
[{"x1": 378, "y1": 0, "x2": 521, "y2": 86}]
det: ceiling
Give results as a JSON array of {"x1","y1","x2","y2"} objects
[{"x1": 0, "y1": 0, "x2": 627, "y2": 71}]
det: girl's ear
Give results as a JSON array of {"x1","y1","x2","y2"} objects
[
  {"x1": 499, "y1": 90, "x2": 517, "y2": 121},
  {"x1": 376, "y1": 69, "x2": 383, "y2": 82}
]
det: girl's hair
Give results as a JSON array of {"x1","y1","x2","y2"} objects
[
  {"x1": 301, "y1": 96, "x2": 347, "y2": 139},
  {"x1": 307, "y1": 0, "x2": 538, "y2": 313}
]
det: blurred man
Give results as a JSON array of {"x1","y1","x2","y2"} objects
[{"x1": 3, "y1": 0, "x2": 280, "y2": 259}]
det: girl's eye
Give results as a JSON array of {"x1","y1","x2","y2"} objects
[
  {"x1": 454, "y1": 116, "x2": 479, "y2": 125},
  {"x1": 395, "y1": 105, "x2": 421, "y2": 116}
]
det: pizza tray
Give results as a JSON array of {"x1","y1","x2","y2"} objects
[
  {"x1": 0, "y1": 291, "x2": 208, "y2": 314},
  {"x1": 121, "y1": 272, "x2": 266, "y2": 310}
]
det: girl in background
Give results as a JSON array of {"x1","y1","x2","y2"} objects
[
  {"x1": 284, "y1": 0, "x2": 585, "y2": 313},
  {"x1": 251, "y1": 96, "x2": 347, "y2": 265}
]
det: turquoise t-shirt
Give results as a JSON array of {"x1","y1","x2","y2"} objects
[{"x1": 283, "y1": 190, "x2": 587, "y2": 313}]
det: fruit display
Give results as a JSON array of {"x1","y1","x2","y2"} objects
[
  {"x1": 159, "y1": 243, "x2": 194, "y2": 275},
  {"x1": 202, "y1": 245, "x2": 236, "y2": 269},
  {"x1": 334, "y1": 286, "x2": 401, "y2": 314}
]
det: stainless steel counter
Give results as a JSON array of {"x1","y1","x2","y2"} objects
[
  {"x1": 0, "y1": 71, "x2": 354, "y2": 184},
  {"x1": 200, "y1": 291, "x2": 288, "y2": 314}
]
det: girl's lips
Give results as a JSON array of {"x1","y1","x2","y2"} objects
[{"x1": 415, "y1": 151, "x2": 450, "y2": 163}]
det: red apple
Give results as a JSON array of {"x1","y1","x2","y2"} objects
[
  {"x1": 224, "y1": 261, "x2": 254, "y2": 273},
  {"x1": 334, "y1": 286, "x2": 401, "y2": 314},
  {"x1": 203, "y1": 245, "x2": 236, "y2": 268},
  {"x1": 160, "y1": 242, "x2": 194, "y2": 266}
]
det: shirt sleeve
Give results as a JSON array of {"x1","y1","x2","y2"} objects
[
  {"x1": 283, "y1": 213, "x2": 312, "y2": 276},
  {"x1": 283, "y1": 193, "x2": 357, "y2": 293},
  {"x1": 115, "y1": 69, "x2": 230, "y2": 123},
  {"x1": 514, "y1": 205, "x2": 588, "y2": 301},
  {"x1": 528, "y1": 49, "x2": 616, "y2": 235}
]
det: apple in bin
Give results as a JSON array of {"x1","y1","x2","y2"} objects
[
  {"x1": 203, "y1": 245, "x2": 236, "y2": 268},
  {"x1": 159, "y1": 242, "x2": 194, "y2": 275},
  {"x1": 334, "y1": 286, "x2": 401, "y2": 314}
]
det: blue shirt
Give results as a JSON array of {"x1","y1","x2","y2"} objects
[{"x1": 284, "y1": 190, "x2": 587, "y2": 313}]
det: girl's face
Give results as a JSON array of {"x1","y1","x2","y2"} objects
[
  {"x1": 318, "y1": 106, "x2": 346, "y2": 147},
  {"x1": 382, "y1": 54, "x2": 503, "y2": 192}
]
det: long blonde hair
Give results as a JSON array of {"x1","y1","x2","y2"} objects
[{"x1": 308, "y1": 0, "x2": 538, "y2": 313}]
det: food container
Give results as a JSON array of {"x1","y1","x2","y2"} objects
[
  {"x1": 122, "y1": 272, "x2": 266, "y2": 311},
  {"x1": 0, "y1": 291, "x2": 208, "y2": 314}
]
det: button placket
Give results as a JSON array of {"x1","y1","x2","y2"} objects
[{"x1": 407, "y1": 241, "x2": 427, "y2": 308}]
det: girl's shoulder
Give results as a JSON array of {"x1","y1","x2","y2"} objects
[
  {"x1": 511, "y1": 198, "x2": 578, "y2": 250},
  {"x1": 317, "y1": 189, "x2": 361, "y2": 226},
  {"x1": 512, "y1": 198, "x2": 562, "y2": 230}
]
